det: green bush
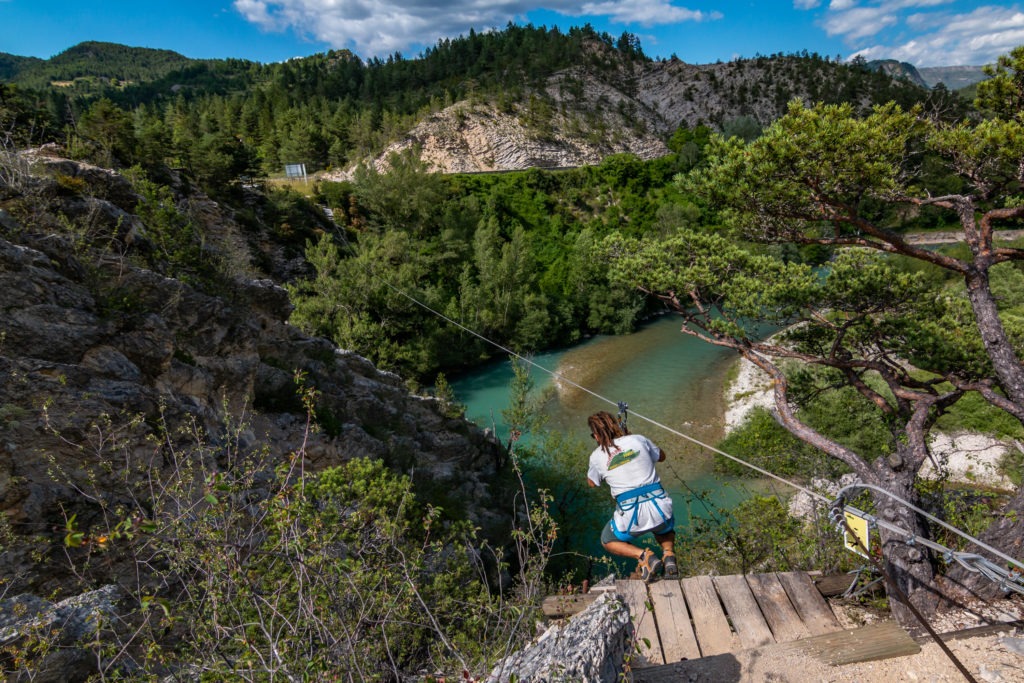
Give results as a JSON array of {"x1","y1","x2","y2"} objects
[
  {"x1": 716, "y1": 407, "x2": 850, "y2": 480},
  {"x1": 21, "y1": 406, "x2": 553, "y2": 681},
  {"x1": 675, "y1": 495, "x2": 853, "y2": 577}
]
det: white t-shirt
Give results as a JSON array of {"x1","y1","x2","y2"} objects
[{"x1": 587, "y1": 434, "x2": 673, "y2": 534}]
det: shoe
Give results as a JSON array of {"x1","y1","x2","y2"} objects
[
  {"x1": 637, "y1": 549, "x2": 663, "y2": 583},
  {"x1": 663, "y1": 554, "x2": 678, "y2": 578}
]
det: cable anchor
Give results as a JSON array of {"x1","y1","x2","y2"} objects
[{"x1": 616, "y1": 401, "x2": 629, "y2": 432}]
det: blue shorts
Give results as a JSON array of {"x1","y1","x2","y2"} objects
[{"x1": 601, "y1": 516, "x2": 675, "y2": 544}]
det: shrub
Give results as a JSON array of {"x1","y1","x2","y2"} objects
[
  {"x1": 675, "y1": 494, "x2": 854, "y2": 577},
  {"x1": 716, "y1": 407, "x2": 849, "y2": 480},
  {"x1": 16, "y1": 400, "x2": 553, "y2": 681}
]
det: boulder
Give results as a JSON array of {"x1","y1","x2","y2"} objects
[
  {"x1": 0, "y1": 585, "x2": 120, "y2": 683},
  {"x1": 486, "y1": 592, "x2": 632, "y2": 683}
]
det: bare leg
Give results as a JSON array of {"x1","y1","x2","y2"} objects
[
  {"x1": 602, "y1": 539, "x2": 644, "y2": 560},
  {"x1": 654, "y1": 530, "x2": 676, "y2": 558}
]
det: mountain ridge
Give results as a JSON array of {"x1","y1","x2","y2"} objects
[
  {"x1": 0, "y1": 31, "x2": 972, "y2": 178},
  {"x1": 342, "y1": 51, "x2": 943, "y2": 176}
]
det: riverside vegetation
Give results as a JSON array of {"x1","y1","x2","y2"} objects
[{"x1": 1, "y1": 24, "x2": 1023, "y2": 679}]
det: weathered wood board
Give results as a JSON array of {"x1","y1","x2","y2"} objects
[
  {"x1": 681, "y1": 575, "x2": 737, "y2": 656},
  {"x1": 648, "y1": 579, "x2": 701, "y2": 663},
  {"x1": 713, "y1": 574, "x2": 775, "y2": 649},
  {"x1": 617, "y1": 579, "x2": 665, "y2": 667},
  {"x1": 788, "y1": 621, "x2": 921, "y2": 665},
  {"x1": 777, "y1": 571, "x2": 841, "y2": 635},
  {"x1": 746, "y1": 573, "x2": 810, "y2": 643}
]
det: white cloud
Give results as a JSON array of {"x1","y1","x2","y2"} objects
[
  {"x1": 847, "y1": 5, "x2": 1024, "y2": 66},
  {"x1": 233, "y1": 0, "x2": 717, "y2": 57},
  {"x1": 824, "y1": 6, "x2": 899, "y2": 40},
  {"x1": 577, "y1": 0, "x2": 721, "y2": 26},
  {"x1": 794, "y1": 0, "x2": 821, "y2": 9},
  {"x1": 892, "y1": 0, "x2": 955, "y2": 7},
  {"x1": 829, "y1": 0, "x2": 858, "y2": 10}
]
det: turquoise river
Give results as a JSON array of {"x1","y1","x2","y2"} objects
[{"x1": 450, "y1": 314, "x2": 777, "y2": 537}]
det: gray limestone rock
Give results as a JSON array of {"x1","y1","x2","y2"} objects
[
  {"x1": 487, "y1": 592, "x2": 632, "y2": 683},
  {"x1": 0, "y1": 154, "x2": 510, "y2": 595},
  {"x1": 0, "y1": 585, "x2": 121, "y2": 683}
]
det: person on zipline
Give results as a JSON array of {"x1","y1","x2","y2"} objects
[{"x1": 586, "y1": 410, "x2": 677, "y2": 582}]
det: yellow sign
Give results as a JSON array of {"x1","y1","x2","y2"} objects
[{"x1": 843, "y1": 512, "x2": 871, "y2": 558}]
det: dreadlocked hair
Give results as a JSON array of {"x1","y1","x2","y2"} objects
[{"x1": 588, "y1": 411, "x2": 629, "y2": 456}]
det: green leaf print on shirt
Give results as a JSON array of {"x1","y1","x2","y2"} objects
[{"x1": 607, "y1": 449, "x2": 640, "y2": 470}]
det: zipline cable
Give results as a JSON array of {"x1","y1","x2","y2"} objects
[
  {"x1": 382, "y1": 276, "x2": 1024, "y2": 585},
  {"x1": 332, "y1": 224, "x2": 1024, "y2": 592},
  {"x1": 835, "y1": 483, "x2": 1024, "y2": 575},
  {"x1": 378, "y1": 278, "x2": 827, "y2": 500}
]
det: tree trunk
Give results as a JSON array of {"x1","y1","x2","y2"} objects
[
  {"x1": 965, "y1": 268, "x2": 1024, "y2": 416},
  {"x1": 939, "y1": 484, "x2": 1024, "y2": 603},
  {"x1": 872, "y1": 462, "x2": 942, "y2": 632}
]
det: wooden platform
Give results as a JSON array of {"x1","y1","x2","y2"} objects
[{"x1": 616, "y1": 571, "x2": 843, "y2": 668}]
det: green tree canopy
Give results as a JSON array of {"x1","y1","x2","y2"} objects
[{"x1": 607, "y1": 92, "x2": 1024, "y2": 625}]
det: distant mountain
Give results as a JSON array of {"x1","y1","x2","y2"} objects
[
  {"x1": 917, "y1": 65, "x2": 988, "y2": 90},
  {"x1": 865, "y1": 60, "x2": 929, "y2": 89},
  {"x1": 345, "y1": 50, "x2": 939, "y2": 176},
  {"x1": 1, "y1": 41, "x2": 200, "y2": 92},
  {"x1": 0, "y1": 53, "x2": 42, "y2": 81},
  {"x1": 2, "y1": 30, "x2": 948, "y2": 178}
]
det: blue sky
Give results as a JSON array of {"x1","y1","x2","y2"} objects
[{"x1": 1, "y1": 1, "x2": 1022, "y2": 67}]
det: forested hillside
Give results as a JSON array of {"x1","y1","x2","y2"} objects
[
  {"x1": 2, "y1": 25, "x2": 954, "y2": 178},
  {"x1": 0, "y1": 24, "x2": 964, "y2": 384},
  {"x1": 3, "y1": 17, "x2": 1024, "y2": 678}
]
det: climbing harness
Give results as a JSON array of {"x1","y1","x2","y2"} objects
[{"x1": 611, "y1": 482, "x2": 671, "y2": 541}]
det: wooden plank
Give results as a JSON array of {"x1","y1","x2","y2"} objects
[
  {"x1": 914, "y1": 620, "x2": 1024, "y2": 644},
  {"x1": 616, "y1": 580, "x2": 665, "y2": 667},
  {"x1": 680, "y1": 575, "x2": 736, "y2": 656},
  {"x1": 713, "y1": 574, "x2": 775, "y2": 649},
  {"x1": 540, "y1": 593, "x2": 598, "y2": 618},
  {"x1": 813, "y1": 573, "x2": 858, "y2": 597},
  {"x1": 746, "y1": 573, "x2": 810, "y2": 643},
  {"x1": 789, "y1": 621, "x2": 920, "y2": 666},
  {"x1": 777, "y1": 571, "x2": 842, "y2": 635},
  {"x1": 648, "y1": 579, "x2": 701, "y2": 663}
]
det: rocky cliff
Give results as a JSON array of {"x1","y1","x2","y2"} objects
[
  {"x1": 0, "y1": 149, "x2": 509, "y2": 595},
  {"x1": 335, "y1": 52, "x2": 929, "y2": 177}
]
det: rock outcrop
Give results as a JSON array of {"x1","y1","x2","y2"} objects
[
  {"x1": 332, "y1": 52, "x2": 925, "y2": 178},
  {"x1": 486, "y1": 592, "x2": 632, "y2": 683},
  {"x1": 0, "y1": 585, "x2": 120, "y2": 683},
  {"x1": 0, "y1": 154, "x2": 509, "y2": 595}
]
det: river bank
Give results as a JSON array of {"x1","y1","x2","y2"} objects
[{"x1": 722, "y1": 356, "x2": 1017, "y2": 491}]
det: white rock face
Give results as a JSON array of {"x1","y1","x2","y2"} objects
[
  {"x1": 330, "y1": 99, "x2": 669, "y2": 179},
  {"x1": 787, "y1": 474, "x2": 862, "y2": 521},
  {"x1": 922, "y1": 433, "x2": 1014, "y2": 491},
  {"x1": 723, "y1": 357, "x2": 774, "y2": 433}
]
